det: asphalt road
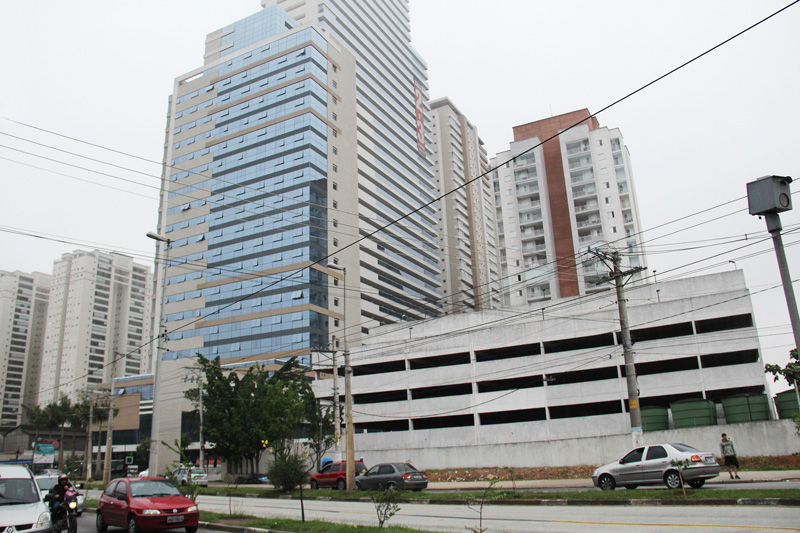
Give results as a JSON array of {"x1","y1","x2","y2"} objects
[{"x1": 193, "y1": 494, "x2": 800, "y2": 532}]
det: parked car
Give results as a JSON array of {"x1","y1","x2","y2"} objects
[
  {"x1": 96, "y1": 476, "x2": 199, "y2": 533},
  {"x1": 0, "y1": 464, "x2": 52, "y2": 533},
  {"x1": 172, "y1": 466, "x2": 208, "y2": 487},
  {"x1": 355, "y1": 462, "x2": 428, "y2": 491},
  {"x1": 592, "y1": 442, "x2": 720, "y2": 490},
  {"x1": 34, "y1": 473, "x2": 85, "y2": 516},
  {"x1": 309, "y1": 460, "x2": 367, "y2": 490}
]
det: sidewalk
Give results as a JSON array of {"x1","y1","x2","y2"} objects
[{"x1": 425, "y1": 470, "x2": 800, "y2": 491}]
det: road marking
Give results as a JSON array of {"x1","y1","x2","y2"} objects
[{"x1": 550, "y1": 520, "x2": 799, "y2": 530}]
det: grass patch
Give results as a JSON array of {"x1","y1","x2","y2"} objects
[
  {"x1": 210, "y1": 487, "x2": 800, "y2": 502},
  {"x1": 200, "y1": 510, "x2": 440, "y2": 532}
]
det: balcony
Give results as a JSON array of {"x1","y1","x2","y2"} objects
[
  {"x1": 574, "y1": 202, "x2": 600, "y2": 213},
  {"x1": 572, "y1": 184, "x2": 597, "y2": 198},
  {"x1": 570, "y1": 168, "x2": 594, "y2": 185},
  {"x1": 566, "y1": 140, "x2": 590, "y2": 155},
  {"x1": 568, "y1": 155, "x2": 592, "y2": 169},
  {"x1": 576, "y1": 217, "x2": 601, "y2": 228}
]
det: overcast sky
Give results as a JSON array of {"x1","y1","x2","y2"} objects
[{"x1": 1, "y1": 1, "x2": 798, "y2": 390}]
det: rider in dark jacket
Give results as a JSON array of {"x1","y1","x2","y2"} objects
[{"x1": 48, "y1": 474, "x2": 71, "y2": 513}]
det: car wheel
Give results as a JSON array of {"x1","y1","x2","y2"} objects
[
  {"x1": 310, "y1": 479, "x2": 318, "y2": 490},
  {"x1": 128, "y1": 515, "x2": 141, "y2": 533},
  {"x1": 688, "y1": 479, "x2": 705, "y2": 489},
  {"x1": 624, "y1": 485, "x2": 638, "y2": 490},
  {"x1": 598, "y1": 474, "x2": 616, "y2": 491},
  {"x1": 386, "y1": 482, "x2": 397, "y2": 491},
  {"x1": 96, "y1": 512, "x2": 108, "y2": 532},
  {"x1": 664, "y1": 470, "x2": 683, "y2": 489},
  {"x1": 336, "y1": 478, "x2": 346, "y2": 491},
  {"x1": 186, "y1": 527, "x2": 198, "y2": 533}
]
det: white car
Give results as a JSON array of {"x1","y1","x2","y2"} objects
[
  {"x1": 34, "y1": 474, "x2": 85, "y2": 516},
  {"x1": 0, "y1": 464, "x2": 52, "y2": 533},
  {"x1": 173, "y1": 466, "x2": 209, "y2": 487}
]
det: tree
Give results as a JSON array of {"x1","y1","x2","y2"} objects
[
  {"x1": 189, "y1": 354, "x2": 320, "y2": 478},
  {"x1": 765, "y1": 348, "x2": 800, "y2": 408}
]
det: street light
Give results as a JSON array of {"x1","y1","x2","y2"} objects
[
  {"x1": 147, "y1": 231, "x2": 170, "y2": 475},
  {"x1": 328, "y1": 264, "x2": 354, "y2": 492}
]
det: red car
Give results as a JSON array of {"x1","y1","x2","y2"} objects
[
  {"x1": 309, "y1": 460, "x2": 367, "y2": 490},
  {"x1": 96, "y1": 477, "x2": 199, "y2": 533}
]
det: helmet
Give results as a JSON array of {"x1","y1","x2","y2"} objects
[{"x1": 58, "y1": 474, "x2": 69, "y2": 483}]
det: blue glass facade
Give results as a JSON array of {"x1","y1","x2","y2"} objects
[{"x1": 160, "y1": 8, "x2": 333, "y2": 365}]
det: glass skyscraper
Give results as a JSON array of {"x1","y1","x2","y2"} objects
[{"x1": 154, "y1": 0, "x2": 440, "y2": 376}]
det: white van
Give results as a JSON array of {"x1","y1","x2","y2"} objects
[{"x1": 0, "y1": 464, "x2": 52, "y2": 532}]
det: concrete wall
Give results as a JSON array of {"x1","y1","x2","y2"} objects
[{"x1": 355, "y1": 419, "x2": 798, "y2": 470}]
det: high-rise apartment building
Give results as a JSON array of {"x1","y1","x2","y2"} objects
[
  {"x1": 37, "y1": 251, "x2": 152, "y2": 404},
  {"x1": 430, "y1": 98, "x2": 500, "y2": 313},
  {"x1": 150, "y1": 0, "x2": 439, "y2": 469},
  {"x1": 492, "y1": 109, "x2": 645, "y2": 306},
  {"x1": 0, "y1": 271, "x2": 50, "y2": 425}
]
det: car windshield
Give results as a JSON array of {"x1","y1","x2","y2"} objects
[
  {"x1": 671, "y1": 443, "x2": 700, "y2": 453},
  {"x1": 129, "y1": 480, "x2": 182, "y2": 498},
  {"x1": 35, "y1": 477, "x2": 58, "y2": 491},
  {"x1": 399, "y1": 463, "x2": 418, "y2": 472},
  {"x1": 0, "y1": 478, "x2": 40, "y2": 504}
]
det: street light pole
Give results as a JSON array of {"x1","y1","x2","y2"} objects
[
  {"x1": 329, "y1": 265, "x2": 354, "y2": 492},
  {"x1": 102, "y1": 356, "x2": 117, "y2": 485},
  {"x1": 147, "y1": 231, "x2": 170, "y2": 475}
]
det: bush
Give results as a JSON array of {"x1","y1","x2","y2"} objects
[{"x1": 266, "y1": 452, "x2": 308, "y2": 492}]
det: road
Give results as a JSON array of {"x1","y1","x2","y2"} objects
[
  {"x1": 76, "y1": 484, "x2": 800, "y2": 533},
  {"x1": 193, "y1": 494, "x2": 800, "y2": 532}
]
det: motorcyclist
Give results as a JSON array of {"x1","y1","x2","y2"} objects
[{"x1": 48, "y1": 474, "x2": 71, "y2": 514}]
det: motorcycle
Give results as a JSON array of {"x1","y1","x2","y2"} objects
[{"x1": 44, "y1": 488, "x2": 79, "y2": 533}]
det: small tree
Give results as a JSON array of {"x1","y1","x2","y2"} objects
[
  {"x1": 670, "y1": 459, "x2": 689, "y2": 497},
  {"x1": 163, "y1": 438, "x2": 202, "y2": 502},
  {"x1": 370, "y1": 489, "x2": 400, "y2": 528},
  {"x1": 464, "y1": 479, "x2": 500, "y2": 533}
]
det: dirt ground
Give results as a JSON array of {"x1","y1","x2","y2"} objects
[{"x1": 425, "y1": 455, "x2": 800, "y2": 482}]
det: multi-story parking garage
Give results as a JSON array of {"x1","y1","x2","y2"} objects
[{"x1": 314, "y1": 270, "x2": 773, "y2": 468}]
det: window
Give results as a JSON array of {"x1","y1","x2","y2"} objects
[
  {"x1": 605, "y1": 182, "x2": 610, "y2": 189},
  {"x1": 605, "y1": 197, "x2": 611, "y2": 204},
  {"x1": 332, "y1": 164, "x2": 338, "y2": 172},
  {"x1": 332, "y1": 200, "x2": 338, "y2": 209},
  {"x1": 333, "y1": 146, "x2": 338, "y2": 155},
  {"x1": 332, "y1": 182, "x2": 338, "y2": 190},
  {"x1": 332, "y1": 96, "x2": 337, "y2": 104},
  {"x1": 332, "y1": 130, "x2": 337, "y2": 137},
  {"x1": 621, "y1": 448, "x2": 644, "y2": 464},
  {"x1": 332, "y1": 112, "x2": 337, "y2": 121},
  {"x1": 334, "y1": 297, "x2": 340, "y2": 306},
  {"x1": 332, "y1": 80, "x2": 337, "y2": 88},
  {"x1": 333, "y1": 219, "x2": 338, "y2": 227},
  {"x1": 646, "y1": 446, "x2": 668, "y2": 461},
  {"x1": 333, "y1": 238, "x2": 338, "y2": 246},
  {"x1": 608, "y1": 211, "x2": 615, "y2": 218}
]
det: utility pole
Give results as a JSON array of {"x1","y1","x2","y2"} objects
[
  {"x1": 102, "y1": 355, "x2": 117, "y2": 485},
  {"x1": 198, "y1": 380, "x2": 204, "y2": 469},
  {"x1": 84, "y1": 397, "x2": 93, "y2": 483},
  {"x1": 592, "y1": 248, "x2": 645, "y2": 446},
  {"x1": 329, "y1": 265, "x2": 354, "y2": 493},
  {"x1": 331, "y1": 337, "x2": 341, "y2": 462}
]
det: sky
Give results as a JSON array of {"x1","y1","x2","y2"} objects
[{"x1": 0, "y1": 1, "x2": 798, "y2": 391}]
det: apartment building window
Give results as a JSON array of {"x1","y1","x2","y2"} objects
[
  {"x1": 333, "y1": 238, "x2": 339, "y2": 246},
  {"x1": 333, "y1": 164, "x2": 338, "y2": 172},
  {"x1": 334, "y1": 298, "x2": 340, "y2": 306},
  {"x1": 333, "y1": 146, "x2": 338, "y2": 155},
  {"x1": 333, "y1": 200, "x2": 338, "y2": 209},
  {"x1": 332, "y1": 112, "x2": 337, "y2": 121},
  {"x1": 332, "y1": 181, "x2": 338, "y2": 190}
]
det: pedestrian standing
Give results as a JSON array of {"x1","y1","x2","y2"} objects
[{"x1": 720, "y1": 433, "x2": 740, "y2": 479}]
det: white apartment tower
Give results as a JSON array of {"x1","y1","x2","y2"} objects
[
  {"x1": 38, "y1": 251, "x2": 152, "y2": 404},
  {"x1": 430, "y1": 98, "x2": 500, "y2": 313},
  {"x1": 492, "y1": 110, "x2": 645, "y2": 306},
  {"x1": 0, "y1": 271, "x2": 50, "y2": 425}
]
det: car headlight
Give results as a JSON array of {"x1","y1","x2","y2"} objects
[
  {"x1": 36, "y1": 511, "x2": 52, "y2": 528},
  {"x1": 141, "y1": 509, "x2": 162, "y2": 515},
  {"x1": 187, "y1": 505, "x2": 198, "y2": 512}
]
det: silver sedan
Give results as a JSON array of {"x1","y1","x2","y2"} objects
[{"x1": 592, "y1": 443, "x2": 720, "y2": 490}]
